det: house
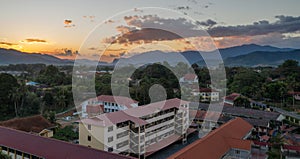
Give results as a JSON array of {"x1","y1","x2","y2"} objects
[
  {"x1": 81, "y1": 95, "x2": 139, "y2": 118},
  {"x1": 168, "y1": 118, "x2": 253, "y2": 159},
  {"x1": 0, "y1": 126, "x2": 131, "y2": 159},
  {"x1": 288, "y1": 91, "x2": 300, "y2": 100},
  {"x1": 192, "y1": 88, "x2": 219, "y2": 102},
  {"x1": 79, "y1": 98, "x2": 190, "y2": 159},
  {"x1": 224, "y1": 93, "x2": 241, "y2": 106},
  {"x1": 0, "y1": 115, "x2": 55, "y2": 137},
  {"x1": 179, "y1": 73, "x2": 198, "y2": 84}
]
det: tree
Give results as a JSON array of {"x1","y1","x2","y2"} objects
[
  {"x1": 0, "y1": 73, "x2": 19, "y2": 120},
  {"x1": 228, "y1": 69, "x2": 264, "y2": 98},
  {"x1": 278, "y1": 60, "x2": 299, "y2": 78},
  {"x1": 234, "y1": 96, "x2": 251, "y2": 108},
  {"x1": 53, "y1": 125, "x2": 78, "y2": 141},
  {"x1": 9, "y1": 87, "x2": 21, "y2": 117},
  {"x1": 0, "y1": 152, "x2": 11, "y2": 159},
  {"x1": 267, "y1": 134, "x2": 284, "y2": 159}
]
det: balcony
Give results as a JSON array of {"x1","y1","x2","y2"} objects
[{"x1": 146, "y1": 112, "x2": 175, "y2": 123}]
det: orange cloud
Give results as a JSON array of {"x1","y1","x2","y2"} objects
[
  {"x1": 0, "y1": 41, "x2": 18, "y2": 46},
  {"x1": 64, "y1": 19, "x2": 72, "y2": 25}
]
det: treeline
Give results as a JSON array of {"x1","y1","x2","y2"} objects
[
  {"x1": 0, "y1": 65, "x2": 74, "y2": 121},
  {"x1": 1, "y1": 59, "x2": 299, "y2": 121}
]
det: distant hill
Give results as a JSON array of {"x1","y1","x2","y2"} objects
[
  {"x1": 224, "y1": 49, "x2": 300, "y2": 67},
  {"x1": 0, "y1": 48, "x2": 71, "y2": 65},
  {"x1": 218, "y1": 44, "x2": 293, "y2": 59},
  {"x1": 0, "y1": 44, "x2": 297, "y2": 67},
  {"x1": 0, "y1": 48, "x2": 112, "y2": 66},
  {"x1": 115, "y1": 44, "x2": 295, "y2": 67}
]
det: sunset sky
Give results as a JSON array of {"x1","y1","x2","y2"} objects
[{"x1": 1, "y1": 0, "x2": 300, "y2": 61}]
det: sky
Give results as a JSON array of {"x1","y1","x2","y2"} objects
[{"x1": 1, "y1": 0, "x2": 300, "y2": 61}]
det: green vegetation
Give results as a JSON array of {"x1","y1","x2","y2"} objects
[
  {"x1": 0, "y1": 65, "x2": 74, "y2": 121},
  {"x1": 52, "y1": 125, "x2": 78, "y2": 142},
  {"x1": 0, "y1": 152, "x2": 11, "y2": 159},
  {"x1": 0, "y1": 60, "x2": 299, "y2": 122},
  {"x1": 267, "y1": 134, "x2": 284, "y2": 159}
]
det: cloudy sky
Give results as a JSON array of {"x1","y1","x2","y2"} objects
[{"x1": 1, "y1": 0, "x2": 300, "y2": 61}]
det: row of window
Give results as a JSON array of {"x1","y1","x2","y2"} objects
[{"x1": 0, "y1": 146, "x2": 43, "y2": 159}]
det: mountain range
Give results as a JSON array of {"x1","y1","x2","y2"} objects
[{"x1": 0, "y1": 44, "x2": 298, "y2": 67}]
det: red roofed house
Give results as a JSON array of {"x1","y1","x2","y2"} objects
[
  {"x1": 224, "y1": 93, "x2": 241, "y2": 106},
  {"x1": 81, "y1": 95, "x2": 139, "y2": 118},
  {"x1": 179, "y1": 73, "x2": 198, "y2": 84},
  {"x1": 0, "y1": 115, "x2": 55, "y2": 138},
  {"x1": 168, "y1": 118, "x2": 253, "y2": 159}
]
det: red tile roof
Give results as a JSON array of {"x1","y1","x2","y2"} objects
[
  {"x1": 0, "y1": 115, "x2": 55, "y2": 133},
  {"x1": 283, "y1": 145, "x2": 300, "y2": 151},
  {"x1": 97, "y1": 95, "x2": 138, "y2": 108},
  {"x1": 225, "y1": 93, "x2": 241, "y2": 101},
  {"x1": 199, "y1": 88, "x2": 218, "y2": 92},
  {"x1": 168, "y1": 118, "x2": 253, "y2": 159},
  {"x1": 81, "y1": 98, "x2": 189, "y2": 127},
  {"x1": 0, "y1": 126, "x2": 132, "y2": 159},
  {"x1": 86, "y1": 105, "x2": 104, "y2": 114}
]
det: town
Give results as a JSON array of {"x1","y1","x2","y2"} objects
[{"x1": 0, "y1": 59, "x2": 300, "y2": 159}]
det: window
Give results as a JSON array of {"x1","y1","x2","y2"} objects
[
  {"x1": 235, "y1": 150, "x2": 240, "y2": 154},
  {"x1": 87, "y1": 135, "x2": 91, "y2": 141},
  {"x1": 88, "y1": 124, "x2": 91, "y2": 130},
  {"x1": 117, "y1": 140, "x2": 129, "y2": 149},
  {"x1": 108, "y1": 147, "x2": 113, "y2": 152},
  {"x1": 108, "y1": 126, "x2": 113, "y2": 132},
  {"x1": 108, "y1": 136, "x2": 113, "y2": 143}
]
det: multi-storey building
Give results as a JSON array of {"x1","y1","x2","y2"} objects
[
  {"x1": 192, "y1": 88, "x2": 220, "y2": 102},
  {"x1": 79, "y1": 98, "x2": 190, "y2": 158},
  {"x1": 81, "y1": 95, "x2": 139, "y2": 118},
  {"x1": 0, "y1": 126, "x2": 131, "y2": 159}
]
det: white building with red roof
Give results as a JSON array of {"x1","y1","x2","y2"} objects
[
  {"x1": 81, "y1": 95, "x2": 139, "y2": 118},
  {"x1": 179, "y1": 73, "x2": 198, "y2": 84},
  {"x1": 79, "y1": 98, "x2": 190, "y2": 158}
]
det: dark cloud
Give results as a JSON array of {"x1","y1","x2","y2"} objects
[
  {"x1": 0, "y1": 41, "x2": 18, "y2": 46},
  {"x1": 176, "y1": 6, "x2": 190, "y2": 10},
  {"x1": 56, "y1": 49, "x2": 79, "y2": 56},
  {"x1": 104, "y1": 28, "x2": 182, "y2": 45},
  {"x1": 21, "y1": 38, "x2": 47, "y2": 43},
  {"x1": 105, "y1": 19, "x2": 115, "y2": 24},
  {"x1": 134, "y1": 8, "x2": 143, "y2": 13},
  {"x1": 88, "y1": 47, "x2": 97, "y2": 50},
  {"x1": 196, "y1": 19, "x2": 217, "y2": 27},
  {"x1": 64, "y1": 19, "x2": 76, "y2": 28},
  {"x1": 208, "y1": 15, "x2": 300, "y2": 37},
  {"x1": 64, "y1": 19, "x2": 72, "y2": 25},
  {"x1": 123, "y1": 15, "x2": 206, "y2": 37}
]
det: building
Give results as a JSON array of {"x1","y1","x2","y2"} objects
[
  {"x1": 79, "y1": 98, "x2": 190, "y2": 158},
  {"x1": 192, "y1": 88, "x2": 219, "y2": 102},
  {"x1": 224, "y1": 93, "x2": 241, "y2": 106},
  {"x1": 0, "y1": 115, "x2": 55, "y2": 137},
  {"x1": 168, "y1": 118, "x2": 253, "y2": 159},
  {"x1": 179, "y1": 73, "x2": 198, "y2": 84},
  {"x1": 190, "y1": 102, "x2": 284, "y2": 136},
  {"x1": 81, "y1": 95, "x2": 139, "y2": 118},
  {"x1": 0, "y1": 126, "x2": 131, "y2": 159}
]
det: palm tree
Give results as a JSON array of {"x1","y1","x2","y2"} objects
[
  {"x1": 267, "y1": 133, "x2": 284, "y2": 159},
  {"x1": 9, "y1": 87, "x2": 21, "y2": 117}
]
